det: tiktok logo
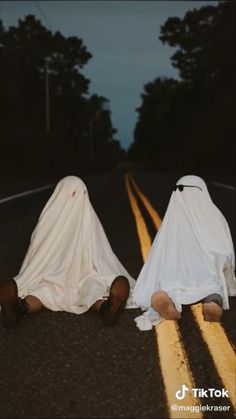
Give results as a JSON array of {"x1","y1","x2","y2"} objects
[
  {"x1": 175, "y1": 384, "x2": 189, "y2": 400},
  {"x1": 175, "y1": 385, "x2": 229, "y2": 400}
]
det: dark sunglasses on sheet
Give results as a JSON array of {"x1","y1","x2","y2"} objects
[{"x1": 174, "y1": 184, "x2": 202, "y2": 192}]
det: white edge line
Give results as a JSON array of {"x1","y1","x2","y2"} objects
[
  {"x1": 211, "y1": 182, "x2": 236, "y2": 191},
  {"x1": 0, "y1": 184, "x2": 54, "y2": 205}
]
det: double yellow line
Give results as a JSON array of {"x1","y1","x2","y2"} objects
[{"x1": 125, "y1": 173, "x2": 236, "y2": 418}]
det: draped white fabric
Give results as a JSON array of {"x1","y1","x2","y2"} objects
[
  {"x1": 15, "y1": 176, "x2": 136, "y2": 314},
  {"x1": 133, "y1": 175, "x2": 236, "y2": 329}
]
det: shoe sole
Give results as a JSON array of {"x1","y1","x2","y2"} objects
[
  {"x1": 0, "y1": 280, "x2": 18, "y2": 328},
  {"x1": 102, "y1": 276, "x2": 130, "y2": 326}
]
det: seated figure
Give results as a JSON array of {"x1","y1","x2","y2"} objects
[
  {"x1": 0, "y1": 176, "x2": 135, "y2": 328},
  {"x1": 133, "y1": 175, "x2": 236, "y2": 330}
]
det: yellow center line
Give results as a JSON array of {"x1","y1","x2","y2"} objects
[
  {"x1": 125, "y1": 174, "x2": 151, "y2": 262},
  {"x1": 129, "y1": 174, "x2": 162, "y2": 230},
  {"x1": 127, "y1": 172, "x2": 236, "y2": 411},
  {"x1": 192, "y1": 304, "x2": 236, "y2": 409},
  {"x1": 125, "y1": 173, "x2": 202, "y2": 419}
]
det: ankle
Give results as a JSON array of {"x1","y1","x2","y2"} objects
[
  {"x1": 17, "y1": 298, "x2": 30, "y2": 315},
  {"x1": 90, "y1": 299, "x2": 104, "y2": 312}
]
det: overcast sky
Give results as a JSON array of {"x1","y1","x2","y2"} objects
[{"x1": 0, "y1": 1, "x2": 218, "y2": 149}]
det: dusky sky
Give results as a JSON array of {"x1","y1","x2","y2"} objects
[{"x1": 0, "y1": 0, "x2": 218, "y2": 149}]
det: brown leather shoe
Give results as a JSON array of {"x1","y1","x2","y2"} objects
[
  {"x1": 100, "y1": 276, "x2": 130, "y2": 326},
  {"x1": 0, "y1": 279, "x2": 28, "y2": 328}
]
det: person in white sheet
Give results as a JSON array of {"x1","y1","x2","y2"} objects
[
  {"x1": 133, "y1": 175, "x2": 236, "y2": 331},
  {"x1": 0, "y1": 176, "x2": 135, "y2": 328}
]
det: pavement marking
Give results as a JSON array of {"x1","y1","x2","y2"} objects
[
  {"x1": 125, "y1": 174, "x2": 151, "y2": 261},
  {"x1": 0, "y1": 185, "x2": 54, "y2": 205},
  {"x1": 192, "y1": 304, "x2": 236, "y2": 409},
  {"x1": 125, "y1": 173, "x2": 202, "y2": 419},
  {"x1": 156, "y1": 322, "x2": 201, "y2": 419},
  {"x1": 128, "y1": 174, "x2": 162, "y2": 229},
  {"x1": 130, "y1": 173, "x2": 236, "y2": 411}
]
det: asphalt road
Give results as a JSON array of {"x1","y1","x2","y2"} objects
[{"x1": 0, "y1": 171, "x2": 235, "y2": 419}]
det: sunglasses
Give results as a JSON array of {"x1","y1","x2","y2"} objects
[{"x1": 174, "y1": 184, "x2": 202, "y2": 192}]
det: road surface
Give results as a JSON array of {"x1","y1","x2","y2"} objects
[{"x1": 0, "y1": 171, "x2": 235, "y2": 419}]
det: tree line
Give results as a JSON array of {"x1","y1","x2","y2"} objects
[
  {"x1": 129, "y1": 1, "x2": 235, "y2": 179},
  {"x1": 0, "y1": 15, "x2": 125, "y2": 182}
]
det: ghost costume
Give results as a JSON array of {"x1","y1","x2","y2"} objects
[
  {"x1": 14, "y1": 176, "x2": 135, "y2": 314},
  {"x1": 133, "y1": 175, "x2": 236, "y2": 331}
]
